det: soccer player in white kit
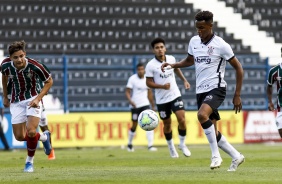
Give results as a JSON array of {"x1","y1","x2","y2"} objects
[
  {"x1": 126, "y1": 63, "x2": 157, "y2": 152},
  {"x1": 161, "y1": 11, "x2": 245, "y2": 171},
  {"x1": 146, "y1": 38, "x2": 191, "y2": 158}
]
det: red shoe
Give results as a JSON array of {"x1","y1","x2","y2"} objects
[{"x1": 48, "y1": 148, "x2": 56, "y2": 160}]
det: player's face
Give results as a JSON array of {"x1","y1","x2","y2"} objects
[
  {"x1": 153, "y1": 43, "x2": 166, "y2": 58},
  {"x1": 137, "y1": 66, "x2": 145, "y2": 78},
  {"x1": 10, "y1": 50, "x2": 27, "y2": 70},
  {"x1": 195, "y1": 20, "x2": 213, "y2": 42}
]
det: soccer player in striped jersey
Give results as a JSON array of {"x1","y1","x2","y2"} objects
[
  {"x1": 267, "y1": 47, "x2": 282, "y2": 138},
  {"x1": 1, "y1": 40, "x2": 53, "y2": 172},
  {"x1": 125, "y1": 63, "x2": 157, "y2": 152},
  {"x1": 161, "y1": 11, "x2": 245, "y2": 171}
]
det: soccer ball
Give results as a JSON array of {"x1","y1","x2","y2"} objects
[{"x1": 138, "y1": 109, "x2": 159, "y2": 131}]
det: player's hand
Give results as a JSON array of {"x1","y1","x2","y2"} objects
[
  {"x1": 163, "y1": 83, "x2": 170, "y2": 90},
  {"x1": 232, "y1": 95, "x2": 242, "y2": 114},
  {"x1": 28, "y1": 98, "x2": 40, "y2": 109},
  {"x1": 3, "y1": 97, "x2": 10, "y2": 108},
  {"x1": 184, "y1": 81, "x2": 190, "y2": 89},
  {"x1": 161, "y1": 63, "x2": 172, "y2": 72},
  {"x1": 268, "y1": 102, "x2": 275, "y2": 111}
]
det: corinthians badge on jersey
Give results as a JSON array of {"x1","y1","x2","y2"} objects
[{"x1": 207, "y1": 46, "x2": 214, "y2": 55}]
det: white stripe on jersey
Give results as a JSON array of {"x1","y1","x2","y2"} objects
[
  {"x1": 145, "y1": 55, "x2": 181, "y2": 104},
  {"x1": 188, "y1": 35, "x2": 234, "y2": 94}
]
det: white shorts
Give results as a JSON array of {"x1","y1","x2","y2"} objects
[
  {"x1": 10, "y1": 96, "x2": 42, "y2": 124},
  {"x1": 39, "y1": 110, "x2": 48, "y2": 127},
  {"x1": 276, "y1": 112, "x2": 282, "y2": 129}
]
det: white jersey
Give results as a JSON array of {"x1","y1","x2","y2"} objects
[
  {"x1": 188, "y1": 34, "x2": 234, "y2": 94},
  {"x1": 126, "y1": 74, "x2": 150, "y2": 108},
  {"x1": 145, "y1": 55, "x2": 181, "y2": 104}
]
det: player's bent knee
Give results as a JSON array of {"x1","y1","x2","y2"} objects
[
  {"x1": 26, "y1": 130, "x2": 37, "y2": 137},
  {"x1": 197, "y1": 112, "x2": 209, "y2": 123}
]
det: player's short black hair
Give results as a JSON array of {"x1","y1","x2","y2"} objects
[
  {"x1": 136, "y1": 63, "x2": 144, "y2": 68},
  {"x1": 151, "y1": 37, "x2": 165, "y2": 48},
  {"x1": 8, "y1": 40, "x2": 26, "y2": 55},
  {"x1": 195, "y1": 11, "x2": 213, "y2": 23}
]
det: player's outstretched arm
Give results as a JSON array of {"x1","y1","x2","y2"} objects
[
  {"x1": 229, "y1": 57, "x2": 243, "y2": 114},
  {"x1": 161, "y1": 55, "x2": 194, "y2": 72}
]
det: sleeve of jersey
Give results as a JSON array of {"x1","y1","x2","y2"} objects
[
  {"x1": 145, "y1": 63, "x2": 153, "y2": 78},
  {"x1": 126, "y1": 76, "x2": 133, "y2": 88},
  {"x1": 187, "y1": 39, "x2": 193, "y2": 56},
  {"x1": 34, "y1": 63, "x2": 51, "y2": 82},
  {"x1": 1, "y1": 65, "x2": 8, "y2": 75},
  {"x1": 220, "y1": 41, "x2": 234, "y2": 61},
  {"x1": 266, "y1": 67, "x2": 275, "y2": 85}
]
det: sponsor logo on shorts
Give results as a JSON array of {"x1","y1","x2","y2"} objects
[
  {"x1": 204, "y1": 95, "x2": 213, "y2": 101},
  {"x1": 174, "y1": 100, "x2": 184, "y2": 108},
  {"x1": 159, "y1": 111, "x2": 167, "y2": 119}
]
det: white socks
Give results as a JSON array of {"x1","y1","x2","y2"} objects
[
  {"x1": 218, "y1": 134, "x2": 241, "y2": 159},
  {"x1": 38, "y1": 132, "x2": 47, "y2": 142},
  {"x1": 146, "y1": 130, "x2": 154, "y2": 147},
  {"x1": 26, "y1": 156, "x2": 34, "y2": 164},
  {"x1": 178, "y1": 135, "x2": 186, "y2": 147},
  {"x1": 167, "y1": 139, "x2": 174, "y2": 147},
  {"x1": 203, "y1": 124, "x2": 220, "y2": 157},
  {"x1": 128, "y1": 130, "x2": 135, "y2": 145}
]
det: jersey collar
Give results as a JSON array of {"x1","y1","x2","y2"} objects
[
  {"x1": 201, "y1": 33, "x2": 215, "y2": 45},
  {"x1": 155, "y1": 55, "x2": 166, "y2": 63}
]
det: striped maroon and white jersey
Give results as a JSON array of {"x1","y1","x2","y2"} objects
[{"x1": 1, "y1": 57, "x2": 51, "y2": 103}]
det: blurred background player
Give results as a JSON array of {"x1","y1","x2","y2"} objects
[
  {"x1": 1, "y1": 40, "x2": 53, "y2": 172},
  {"x1": 146, "y1": 38, "x2": 191, "y2": 158},
  {"x1": 125, "y1": 63, "x2": 157, "y2": 152},
  {"x1": 267, "y1": 47, "x2": 282, "y2": 138}
]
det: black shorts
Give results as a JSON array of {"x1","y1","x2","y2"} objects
[
  {"x1": 157, "y1": 97, "x2": 185, "y2": 120},
  {"x1": 131, "y1": 105, "x2": 150, "y2": 121},
  {"x1": 196, "y1": 87, "x2": 226, "y2": 121}
]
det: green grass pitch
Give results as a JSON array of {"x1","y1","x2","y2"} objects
[{"x1": 0, "y1": 144, "x2": 281, "y2": 184}]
